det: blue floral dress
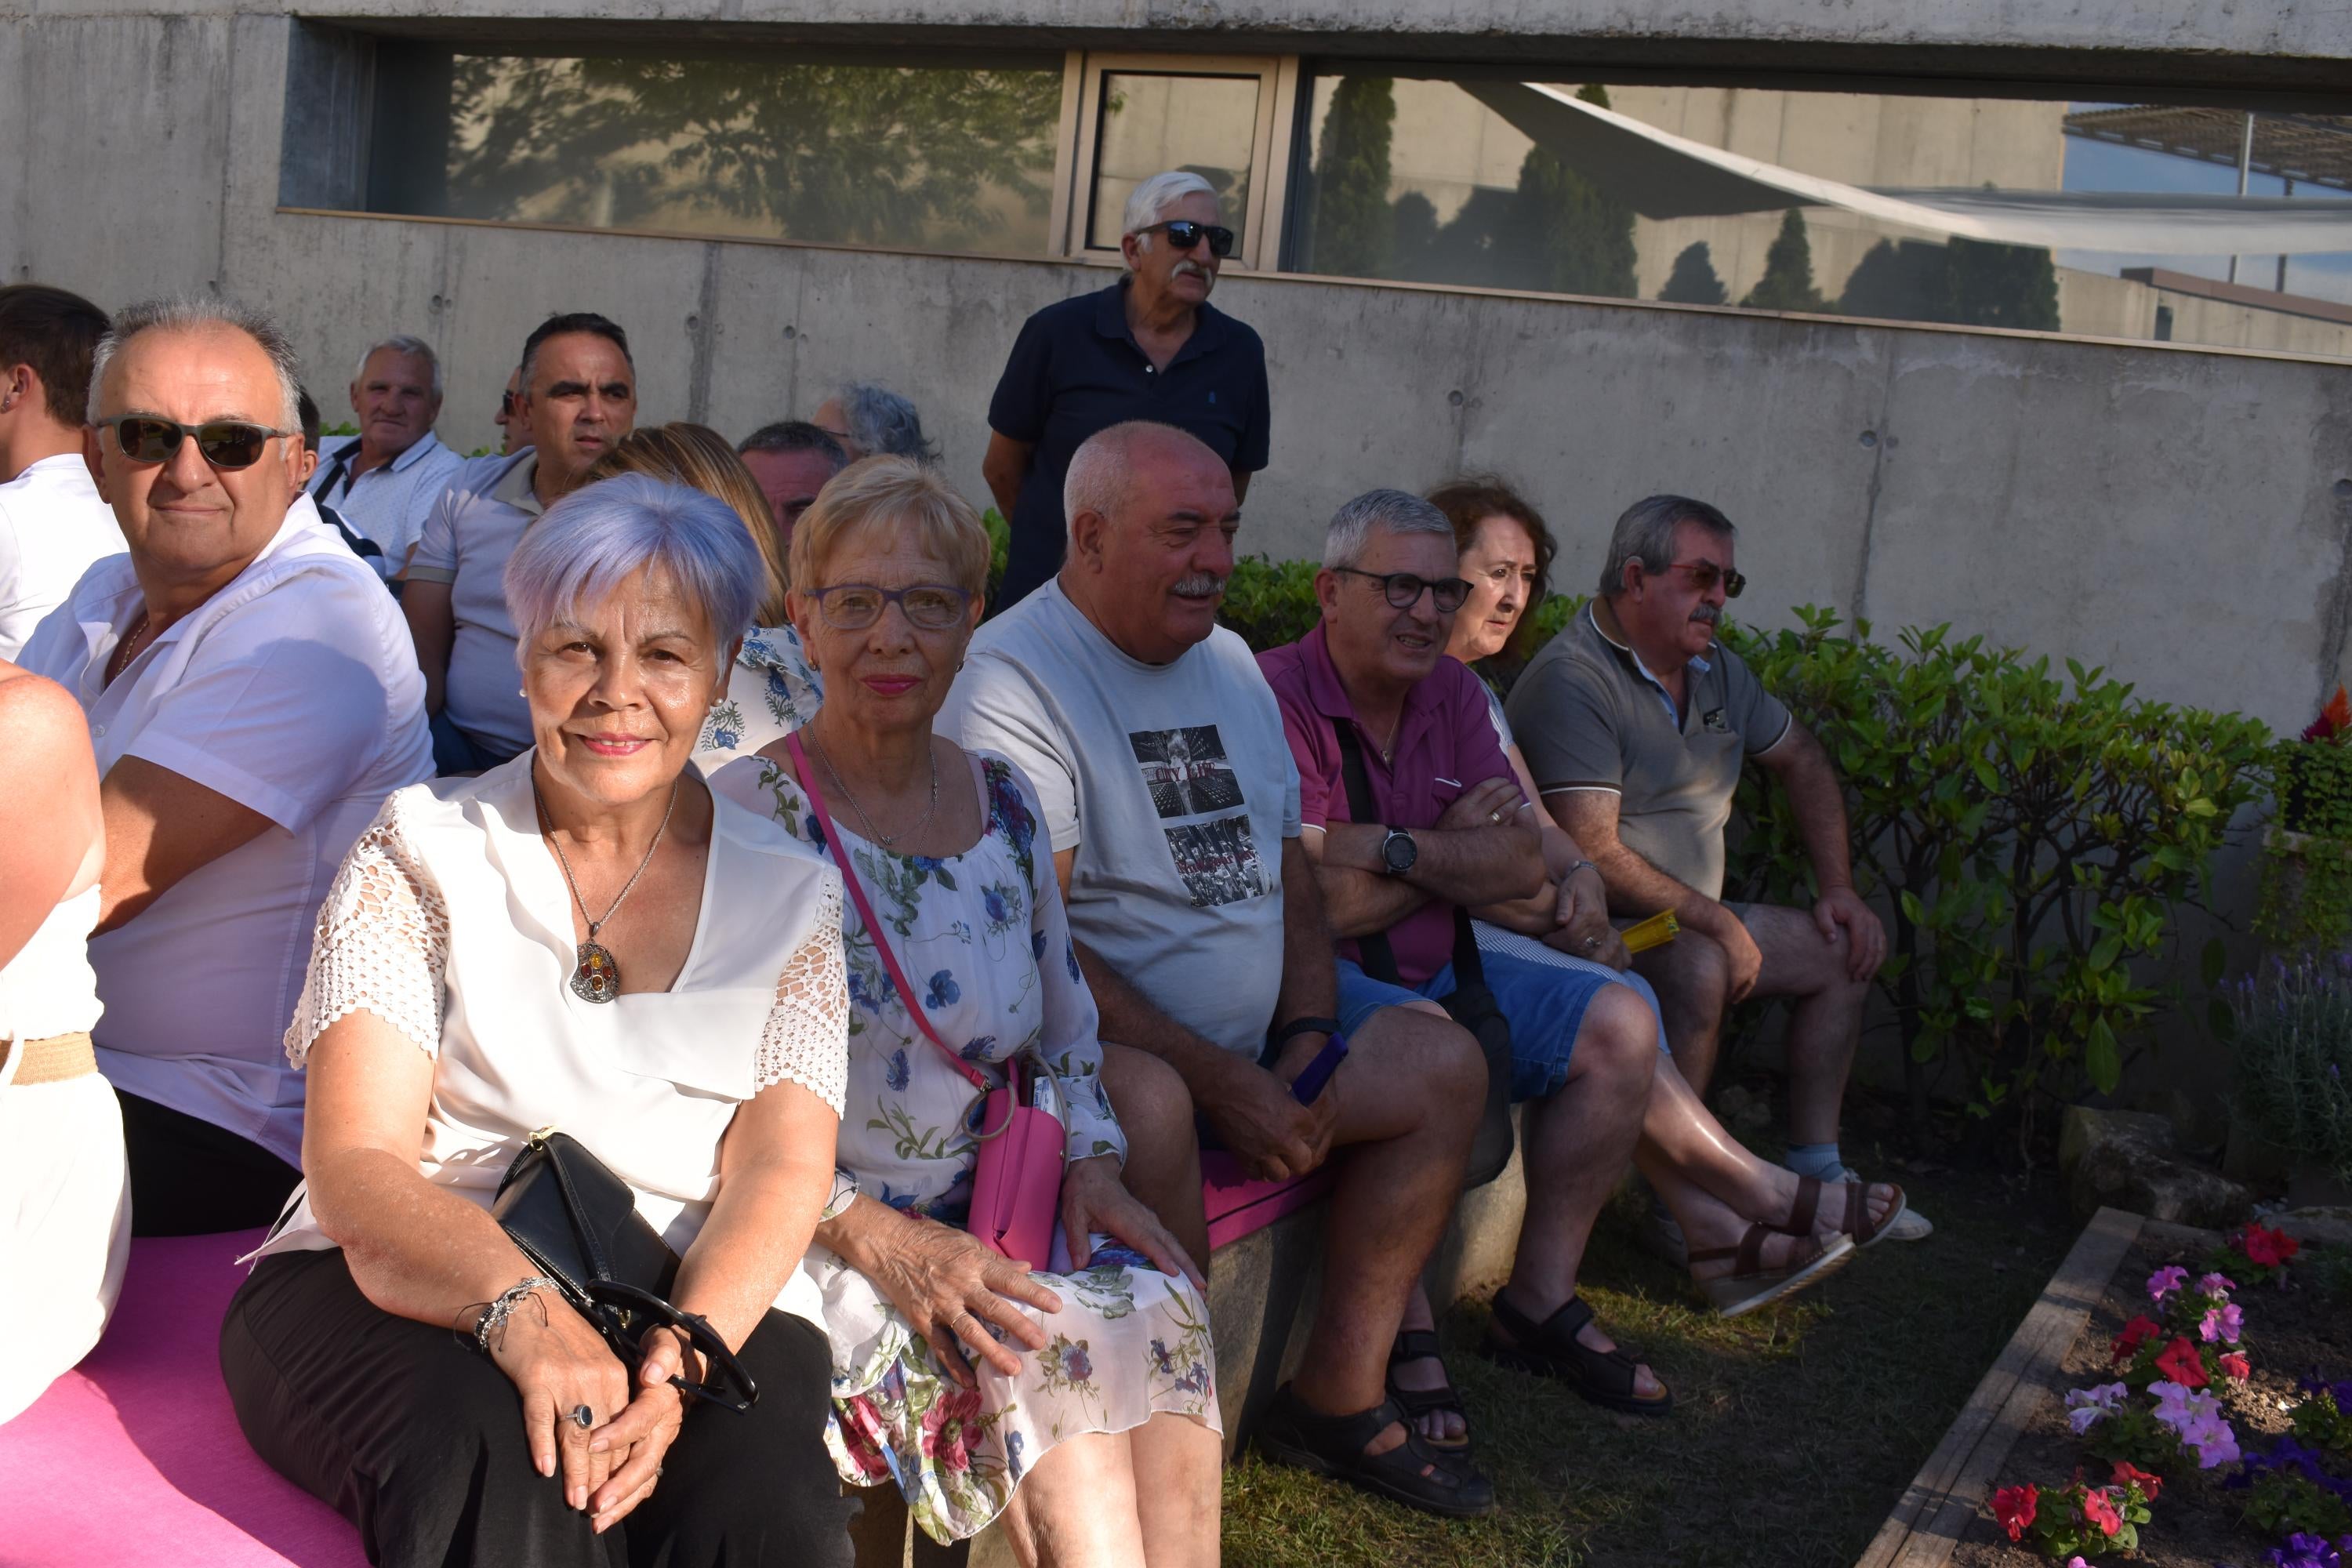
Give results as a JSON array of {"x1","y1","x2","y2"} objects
[
  {"x1": 710, "y1": 748, "x2": 1219, "y2": 1544},
  {"x1": 698, "y1": 625, "x2": 822, "y2": 766}
]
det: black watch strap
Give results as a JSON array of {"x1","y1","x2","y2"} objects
[{"x1": 1270, "y1": 1015, "x2": 1342, "y2": 1048}]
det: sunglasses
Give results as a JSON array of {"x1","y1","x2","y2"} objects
[
  {"x1": 806, "y1": 582, "x2": 973, "y2": 632},
  {"x1": 1140, "y1": 220, "x2": 1236, "y2": 258},
  {"x1": 1335, "y1": 567, "x2": 1472, "y2": 614},
  {"x1": 100, "y1": 415, "x2": 298, "y2": 471},
  {"x1": 1664, "y1": 560, "x2": 1746, "y2": 598}
]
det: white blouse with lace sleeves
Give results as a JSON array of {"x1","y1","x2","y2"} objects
[
  {"x1": 282, "y1": 796, "x2": 447, "y2": 1067},
  {"x1": 757, "y1": 875, "x2": 849, "y2": 1116}
]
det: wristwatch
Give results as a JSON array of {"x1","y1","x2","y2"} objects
[{"x1": 1378, "y1": 826, "x2": 1418, "y2": 877}]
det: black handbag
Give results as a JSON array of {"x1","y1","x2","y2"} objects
[
  {"x1": 1330, "y1": 722, "x2": 1518, "y2": 1189},
  {"x1": 491, "y1": 1129, "x2": 761, "y2": 1412}
]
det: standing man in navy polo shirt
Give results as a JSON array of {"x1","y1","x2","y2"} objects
[{"x1": 983, "y1": 170, "x2": 1272, "y2": 610}]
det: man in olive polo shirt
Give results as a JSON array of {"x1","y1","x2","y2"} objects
[{"x1": 1508, "y1": 493, "x2": 1931, "y2": 1240}]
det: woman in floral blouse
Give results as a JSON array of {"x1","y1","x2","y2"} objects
[{"x1": 710, "y1": 457, "x2": 1220, "y2": 1565}]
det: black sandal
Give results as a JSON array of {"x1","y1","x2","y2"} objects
[
  {"x1": 1385, "y1": 1329, "x2": 1472, "y2": 1452},
  {"x1": 1479, "y1": 1293, "x2": 1673, "y2": 1416},
  {"x1": 1253, "y1": 1385, "x2": 1497, "y2": 1518}
]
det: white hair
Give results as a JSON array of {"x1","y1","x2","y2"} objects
[
  {"x1": 352, "y1": 334, "x2": 443, "y2": 399},
  {"x1": 1323, "y1": 489, "x2": 1456, "y2": 571},
  {"x1": 87, "y1": 296, "x2": 302, "y2": 429},
  {"x1": 1123, "y1": 172, "x2": 1220, "y2": 246},
  {"x1": 1063, "y1": 420, "x2": 1215, "y2": 541},
  {"x1": 504, "y1": 473, "x2": 764, "y2": 662}
]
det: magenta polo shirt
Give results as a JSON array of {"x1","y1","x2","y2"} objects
[{"x1": 1258, "y1": 622, "x2": 1517, "y2": 986}]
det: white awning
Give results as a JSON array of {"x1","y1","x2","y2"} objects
[{"x1": 1465, "y1": 82, "x2": 2352, "y2": 256}]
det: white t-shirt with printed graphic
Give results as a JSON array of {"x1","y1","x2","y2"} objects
[{"x1": 939, "y1": 579, "x2": 1301, "y2": 1060}]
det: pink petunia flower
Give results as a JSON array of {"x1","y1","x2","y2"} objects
[{"x1": 2147, "y1": 1265, "x2": 2189, "y2": 1301}]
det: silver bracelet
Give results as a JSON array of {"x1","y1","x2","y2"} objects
[
  {"x1": 1564, "y1": 859, "x2": 1599, "y2": 881},
  {"x1": 474, "y1": 1276, "x2": 558, "y2": 1354}
]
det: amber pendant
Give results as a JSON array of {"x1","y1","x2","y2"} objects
[{"x1": 571, "y1": 941, "x2": 621, "y2": 1004}]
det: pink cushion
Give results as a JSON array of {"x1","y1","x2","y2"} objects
[
  {"x1": 1201, "y1": 1152, "x2": 1334, "y2": 1250},
  {"x1": 0, "y1": 1231, "x2": 365, "y2": 1567}
]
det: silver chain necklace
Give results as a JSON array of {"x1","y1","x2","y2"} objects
[
  {"x1": 808, "y1": 728, "x2": 938, "y2": 850},
  {"x1": 534, "y1": 773, "x2": 681, "y2": 1004}
]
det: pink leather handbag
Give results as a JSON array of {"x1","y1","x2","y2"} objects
[{"x1": 788, "y1": 735, "x2": 1066, "y2": 1269}]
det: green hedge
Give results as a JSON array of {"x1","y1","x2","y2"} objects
[{"x1": 1721, "y1": 608, "x2": 2269, "y2": 1130}]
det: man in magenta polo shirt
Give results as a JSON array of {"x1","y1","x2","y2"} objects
[{"x1": 1259, "y1": 489, "x2": 1679, "y2": 1420}]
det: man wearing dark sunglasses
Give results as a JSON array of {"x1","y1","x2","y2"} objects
[
  {"x1": 984, "y1": 169, "x2": 1271, "y2": 611},
  {"x1": 16, "y1": 296, "x2": 432, "y2": 1235},
  {"x1": 405, "y1": 312, "x2": 636, "y2": 772},
  {"x1": 1510, "y1": 495, "x2": 1929, "y2": 1245}
]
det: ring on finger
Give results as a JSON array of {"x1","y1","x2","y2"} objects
[{"x1": 572, "y1": 1404, "x2": 595, "y2": 1429}]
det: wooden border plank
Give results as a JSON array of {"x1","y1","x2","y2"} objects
[{"x1": 1853, "y1": 1206, "x2": 2144, "y2": 1568}]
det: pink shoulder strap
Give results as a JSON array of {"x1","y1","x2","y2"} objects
[{"x1": 786, "y1": 732, "x2": 990, "y2": 1094}]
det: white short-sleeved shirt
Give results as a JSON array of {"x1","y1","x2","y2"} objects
[
  {"x1": 938, "y1": 579, "x2": 1301, "y2": 1060},
  {"x1": 406, "y1": 449, "x2": 539, "y2": 757},
  {"x1": 251, "y1": 756, "x2": 849, "y2": 1331},
  {"x1": 16, "y1": 495, "x2": 434, "y2": 1163},
  {"x1": 308, "y1": 432, "x2": 466, "y2": 580},
  {"x1": 0, "y1": 456, "x2": 125, "y2": 659}
]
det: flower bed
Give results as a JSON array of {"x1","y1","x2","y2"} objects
[{"x1": 1955, "y1": 1224, "x2": 2352, "y2": 1568}]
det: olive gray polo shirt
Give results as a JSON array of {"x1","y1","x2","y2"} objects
[{"x1": 1505, "y1": 601, "x2": 1792, "y2": 901}]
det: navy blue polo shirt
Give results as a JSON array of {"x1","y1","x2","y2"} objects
[{"x1": 989, "y1": 276, "x2": 1271, "y2": 608}]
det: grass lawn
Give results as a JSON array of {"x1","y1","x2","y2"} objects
[{"x1": 1220, "y1": 1138, "x2": 2078, "y2": 1568}]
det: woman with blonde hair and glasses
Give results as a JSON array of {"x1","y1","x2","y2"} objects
[
  {"x1": 588, "y1": 423, "x2": 822, "y2": 764},
  {"x1": 710, "y1": 456, "x2": 1221, "y2": 1566}
]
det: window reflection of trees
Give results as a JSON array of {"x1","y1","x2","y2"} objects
[{"x1": 434, "y1": 55, "x2": 1062, "y2": 253}]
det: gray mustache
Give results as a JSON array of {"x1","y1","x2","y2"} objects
[{"x1": 1690, "y1": 604, "x2": 1722, "y2": 624}]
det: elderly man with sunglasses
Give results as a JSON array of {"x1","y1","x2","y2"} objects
[
  {"x1": 1506, "y1": 495, "x2": 1930, "y2": 1244},
  {"x1": 982, "y1": 170, "x2": 1271, "y2": 610},
  {"x1": 17, "y1": 297, "x2": 430, "y2": 1236}
]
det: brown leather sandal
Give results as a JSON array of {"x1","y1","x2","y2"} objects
[
  {"x1": 1479, "y1": 1293, "x2": 1672, "y2": 1416},
  {"x1": 1771, "y1": 1174, "x2": 1911, "y2": 1250},
  {"x1": 1690, "y1": 1224, "x2": 1856, "y2": 1318}
]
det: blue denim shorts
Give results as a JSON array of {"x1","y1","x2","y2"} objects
[{"x1": 1334, "y1": 946, "x2": 1633, "y2": 1103}]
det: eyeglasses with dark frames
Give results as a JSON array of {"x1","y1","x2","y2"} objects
[
  {"x1": 1334, "y1": 567, "x2": 1472, "y2": 614},
  {"x1": 1137, "y1": 220, "x2": 1236, "y2": 259},
  {"x1": 1661, "y1": 560, "x2": 1746, "y2": 599},
  {"x1": 805, "y1": 583, "x2": 974, "y2": 632},
  {"x1": 99, "y1": 415, "x2": 299, "y2": 471}
]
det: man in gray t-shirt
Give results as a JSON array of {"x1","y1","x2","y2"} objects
[
  {"x1": 1510, "y1": 495, "x2": 1929, "y2": 1241},
  {"x1": 941, "y1": 420, "x2": 1496, "y2": 1516}
]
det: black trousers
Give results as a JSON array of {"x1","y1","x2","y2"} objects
[
  {"x1": 115, "y1": 1088, "x2": 304, "y2": 1236},
  {"x1": 221, "y1": 1250, "x2": 858, "y2": 1568}
]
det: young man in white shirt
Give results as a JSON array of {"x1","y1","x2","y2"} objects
[
  {"x1": 306, "y1": 334, "x2": 464, "y2": 581},
  {"x1": 18, "y1": 296, "x2": 433, "y2": 1236},
  {"x1": 402, "y1": 312, "x2": 636, "y2": 772},
  {"x1": 0, "y1": 285, "x2": 124, "y2": 658}
]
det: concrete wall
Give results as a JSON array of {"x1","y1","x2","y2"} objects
[
  {"x1": 8, "y1": 12, "x2": 2352, "y2": 738},
  {"x1": 17, "y1": 0, "x2": 2342, "y2": 96}
]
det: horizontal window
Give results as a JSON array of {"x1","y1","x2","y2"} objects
[
  {"x1": 365, "y1": 45, "x2": 1066, "y2": 257},
  {"x1": 1285, "y1": 74, "x2": 2352, "y2": 359}
]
